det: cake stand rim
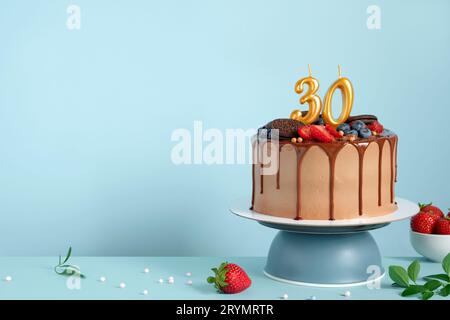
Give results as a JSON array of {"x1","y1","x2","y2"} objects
[
  {"x1": 263, "y1": 270, "x2": 386, "y2": 288},
  {"x1": 229, "y1": 197, "x2": 417, "y2": 228}
]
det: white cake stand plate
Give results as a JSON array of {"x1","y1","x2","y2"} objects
[{"x1": 230, "y1": 197, "x2": 418, "y2": 287}]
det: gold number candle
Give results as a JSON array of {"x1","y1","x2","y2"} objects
[
  {"x1": 290, "y1": 65, "x2": 322, "y2": 125},
  {"x1": 322, "y1": 65, "x2": 354, "y2": 127}
]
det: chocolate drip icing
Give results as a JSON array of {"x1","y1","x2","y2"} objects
[
  {"x1": 389, "y1": 136, "x2": 398, "y2": 203},
  {"x1": 253, "y1": 134, "x2": 397, "y2": 219},
  {"x1": 294, "y1": 147, "x2": 311, "y2": 220},
  {"x1": 394, "y1": 138, "x2": 398, "y2": 183},
  {"x1": 257, "y1": 139, "x2": 264, "y2": 194},
  {"x1": 260, "y1": 162, "x2": 264, "y2": 194},
  {"x1": 316, "y1": 144, "x2": 345, "y2": 220},
  {"x1": 251, "y1": 138, "x2": 258, "y2": 209},
  {"x1": 355, "y1": 143, "x2": 369, "y2": 215},
  {"x1": 276, "y1": 144, "x2": 283, "y2": 189},
  {"x1": 375, "y1": 139, "x2": 386, "y2": 206},
  {"x1": 250, "y1": 163, "x2": 255, "y2": 210}
]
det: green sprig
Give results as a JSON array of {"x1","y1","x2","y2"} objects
[
  {"x1": 54, "y1": 246, "x2": 85, "y2": 278},
  {"x1": 389, "y1": 252, "x2": 450, "y2": 300}
]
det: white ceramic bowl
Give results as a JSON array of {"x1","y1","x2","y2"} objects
[{"x1": 410, "y1": 230, "x2": 450, "y2": 262}]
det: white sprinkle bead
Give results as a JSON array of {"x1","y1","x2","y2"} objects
[
  {"x1": 186, "y1": 280, "x2": 193, "y2": 285},
  {"x1": 309, "y1": 295, "x2": 317, "y2": 300},
  {"x1": 344, "y1": 290, "x2": 351, "y2": 297},
  {"x1": 282, "y1": 293, "x2": 288, "y2": 300},
  {"x1": 119, "y1": 282, "x2": 126, "y2": 289},
  {"x1": 158, "y1": 278, "x2": 164, "y2": 284},
  {"x1": 99, "y1": 276, "x2": 106, "y2": 282},
  {"x1": 144, "y1": 267, "x2": 150, "y2": 274},
  {"x1": 5, "y1": 276, "x2": 12, "y2": 282},
  {"x1": 168, "y1": 276, "x2": 174, "y2": 284},
  {"x1": 186, "y1": 272, "x2": 192, "y2": 277},
  {"x1": 142, "y1": 289, "x2": 148, "y2": 295}
]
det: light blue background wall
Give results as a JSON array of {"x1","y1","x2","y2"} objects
[{"x1": 0, "y1": 0, "x2": 449, "y2": 256}]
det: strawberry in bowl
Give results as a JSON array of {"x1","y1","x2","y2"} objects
[
  {"x1": 418, "y1": 202, "x2": 444, "y2": 219},
  {"x1": 410, "y1": 203, "x2": 450, "y2": 262},
  {"x1": 435, "y1": 214, "x2": 450, "y2": 235}
]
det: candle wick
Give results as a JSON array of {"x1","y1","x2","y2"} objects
[
  {"x1": 338, "y1": 65, "x2": 342, "y2": 78},
  {"x1": 308, "y1": 64, "x2": 312, "y2": 77}
]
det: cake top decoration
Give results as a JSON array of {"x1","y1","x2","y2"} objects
[
  {"x1": 259, "y1": 66, "x2": 393, "y2": 143},
  {"x1": 290, "y1": 65, "x2": 354, "y2": 127}
]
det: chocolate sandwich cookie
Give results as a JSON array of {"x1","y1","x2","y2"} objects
[
  {"x1": 261, "y1": 118, "x2": 303, "y2": 139},
  {"x1": 346, "y1": 114, "x2": 378, "y2": 125}
]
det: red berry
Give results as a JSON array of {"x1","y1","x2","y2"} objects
[
  {"x1": 298, "y1": 125, "x2": 312, "y2": 140},
  {"x1": 368, "y1": 121, "x2": 384, "y2": 134},
  {"x1": 325, "y1": 124, "x2": 342, "y2": 138},
  {"x1": 310, "y1": 125, "x2": 335, "y2": 143},
  {"x1": 207, "y1": 262, "x2": 251, "y2": 294},
  {"x1": 410, "y1": 212, "x2": 439, "y2": 234},
  {"x1": 418, "y1": 202, "x2": 444, "y2": 218},
  {"x1": 435, "y1": 217, "x2": 450, "y2": 235}
]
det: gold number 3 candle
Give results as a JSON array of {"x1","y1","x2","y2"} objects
[
  {"x1": 322, "y1": 65, "x2": 354, "y2": 127},
  {"x1": 290, "y1": 65, "x2": 322, "y2": 125}
]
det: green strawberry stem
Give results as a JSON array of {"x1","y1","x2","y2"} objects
[
  {"x1": 207, "y1": 262, "x2": 229, "y2": 291},
  {"x1": 418, "y1": 202, "x2": 432, "y2": 210}
]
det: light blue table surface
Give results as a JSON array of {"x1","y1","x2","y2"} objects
[{"x1": 0, "y1": 256, "x2": 447, "y2": 300}]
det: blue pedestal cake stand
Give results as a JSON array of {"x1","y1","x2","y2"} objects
[{"x1": 230, "y1": 198, "x2": 418, "y2": 287}]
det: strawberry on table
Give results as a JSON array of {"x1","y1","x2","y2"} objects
[
  {"x1": 411, "y1": 212, "x2": 439, "y2": 234},
  {"x1": 207, "y1": 262, "x2": 251, "y2": 294},
  {"x1": 418, "y1": 202, "x2": 444, "y2": 218},
  {"x1": 310, "y1": 125, "x2": 335, "y2": 143},
  {"x1": 435, "y1": 217, "x2": 450, "y2": 235}
]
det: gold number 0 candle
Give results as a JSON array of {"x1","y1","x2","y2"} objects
[
  {"x1": 290, "y1": 65, "x2": 322, "y2": 125},
  {"x1": 322, "y1": 65, "x2": 354, "y2": 127}
]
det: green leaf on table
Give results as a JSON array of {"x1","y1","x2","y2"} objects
[
  {"x1": 424, "y1": 279, "x2": 442, "y2": 291},
  {"x1": 407, "y1": 260, "x2": 420, "y2": 283},
  {"x1": 54, "y1": 265, "x2": 85, "y2": 278},
  {"x1": 54, "y1": 247, "x2": 85, "y2": 278},
  {"x1": 439, "y1": 284, "x2": 450, "y2": 297},
  {"x1": 421, "y1": 291, "x2": 434, "y2": 300},
  {"x1": 64, "y1": 265, "x2": 80, "y2": 274},
  {"x1": 424, "y1": 273, "x2": 450, "y2": 282},
  {"x1": 62, "y1": 247, "x2": 72, "y2": 264},
  {"x1": 59, "y1": 264, "x2": 80, "y2": 270},
  {"x1": 54, "y1": 267, "x2": 65, "y2": 275},
  {"x1": 389, "y1": 265, "x2": 410, "y2": 288},
  {"x1": 66, "y1": 268, "x2": 85, "y2": 278},
  {"x1": 443, "y1": 253, "x2": 450, "y2": 276},
  {"x1": 401, "y1": 285, "x2": 424, "y2": 297}
]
